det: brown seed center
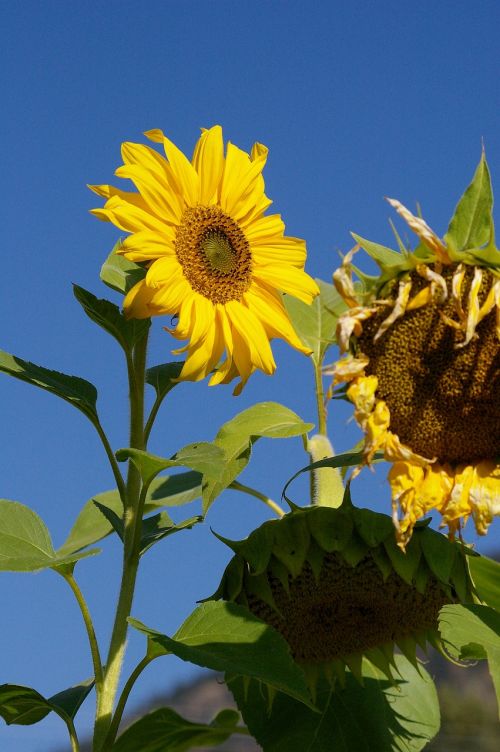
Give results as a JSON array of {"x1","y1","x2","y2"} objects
[
  {"x1": 174, "y1": 205, "x2": 253, "y2": 304},
  {"x1": 358, "y1": 265, "x2": 500, "y2": 464},
  {"x1": 245, "y1": 552, "x2": 447, "y2": 663}
]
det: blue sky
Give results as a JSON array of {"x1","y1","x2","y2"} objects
[{"x1": 1, "y1": 1, "x2": 499, "y2": 748}]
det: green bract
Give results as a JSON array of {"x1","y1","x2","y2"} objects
[{"x1": 209, "y1": 502, "x2": 475, "y2": 686}]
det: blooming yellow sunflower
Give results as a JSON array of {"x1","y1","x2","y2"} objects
[
  {"x1": 90, "y1": 126, "x2": 318, "y2": 393},
  {"x1": 331, "y1": 154, "x2": 500, "y2": 547}
]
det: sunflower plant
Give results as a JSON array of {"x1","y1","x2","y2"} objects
[{"x1": 0, "y1": 128, "x2": 499, "y2": 752}]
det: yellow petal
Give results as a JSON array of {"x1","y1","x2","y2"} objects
[
  {"x1": 243, "y1": 283, "x2": 311, "y2": 355},
  {"x1": 191, "y1": 125, "x2": 225, "y2": 205},
  {"x1": 120, "y1": 230, "x2": 176, "y2": 262},
  {"x1": 253, "y1": 264, "x2": 319, "y2": 304},
  {"x1": 123, "y1": 280, "x2": 156, "y2": 319},
  {"x1": 220, "y1": 143, "x2": 267, "y2": 220},
  {"x1": 226, "y1": 300, "x2": 276, "y2": 375}
]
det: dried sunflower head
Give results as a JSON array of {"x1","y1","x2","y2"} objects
[
  {"x1": 209, "y1": 502, "x2": 474, "y2": 686},
  {"x1": 331, "y1": 154, "x2": 500, "y2": 546}
]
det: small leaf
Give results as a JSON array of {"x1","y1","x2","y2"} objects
[
  {"x1": 0, "y1": 349, "x2": 98, "y2": 420},
  {"x1": 445, "y1": 152, "x2": 494, "y2": 252},
  {"x1": 117, "y1": 444, "x2": 225, "y2": 487},
  {"x1": 100, "y1": 242, "x2": 147, "y2": 294},
  {"x1": 93, "y1": 500, "x2": 124, "y2": 541},
  {"x1": 284, "y1": 279, "x2": 347, "y2": 366},
  {"x1": 351, "y1": 233, "x2": 410, "y2": 271},
  {"x1": 439, "y1": 603, "x2": 500, "y2": 717},
  {"x1": 469, "y1": 554, "x2": 500, "y2": 612},
  {"x1": 203, "y1": 403, "x2": 313, "y2": 513},
  {"x1": 139, "y1": 512, "x2": 201, "y2": 555},
  {"x1": 0, "y1": 500, "x2": 55, "y2": 571},
  {"x1": 47, "y1": 678, "x2": 95, "y2": 720},
  {"x1": 113, "y1": 706, "x2": 243, "y2": 752},
  {"x1": 146, "y1": 362, "x2": 184, "y2": 401},
  {"x1": 229, "y1": 653, "x2": 439, "y2": 752},
  {"x1": 0, "y1": 679, "x2": 94, "y2": 726},
  {"x1": 148, "y1": 471, "x2": 202, "y2": 507},
  {"x1": 129, "y1": 601, "x2": 313, "y2": 707},
  {"x1": 0, "y1": 685, "x2": 52, "y2": 726},
  {"x1": 73, "y1": 285, "x2": 150, "y2": 352},
  {"x1": 419, "y1": 528, "x2": 456, "y2": 583}
]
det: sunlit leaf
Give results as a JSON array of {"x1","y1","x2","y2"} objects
[
  {"x1": 129, "y1": 601, "x2": 313, "y2": 707},
  {"x1": 469, "y1": 554, "x2": 500, "y2": 612},
  {"x1": 439, "y1": 603, "x2": 500, "y2": 717},
  {"x1": 445, "y1": 152, "x2": 494, "y2": 252},
  {"x1": 100, "y1": 242, "x2": 147, "y2": 294}
]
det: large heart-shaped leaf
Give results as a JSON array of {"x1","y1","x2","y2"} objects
[{"x1": 73, "y1": 285, "x2": 150, "y2": 352}]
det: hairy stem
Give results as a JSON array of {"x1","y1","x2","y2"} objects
[
  {"x1": 93, "y1": 334, "x2": 149, "y2": 751},
  {"x1": 63, "y1": 571, "x2": 104, "y2": 693},
  {"x1": 102, "y1": 655, "x2": 153, "y2": 746}
]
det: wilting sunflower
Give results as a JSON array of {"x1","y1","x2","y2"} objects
[
  {"x1": 90, "y1": 126, "x2": 318, "y2": 393},
  {"x1": 209, "y1": 501, "x2": 474, "y2": 686},
  {"x1": 331, "y1": 154, "x2": 500, "y2": 547}
]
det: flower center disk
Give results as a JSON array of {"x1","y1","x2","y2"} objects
[
  {"x1": 175, "y1": 205, "x2": 253, "y2": 304},
  {"x1": 358, "y1": 265, "x2": 500, "y2": 464},
  {"x1": 245, "y1": 552, "x2": 447, "y2": 662}
]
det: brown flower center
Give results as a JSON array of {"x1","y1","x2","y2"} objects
[
  {"x1": 358, "y1": 265, "x2": 500, "y2": 464},
  {"x1": 245, "y1": 552, "x2": 447, "y2": 663},
  {"x1": 174, "y1": 205, "x2": 253, "y2": 304}
]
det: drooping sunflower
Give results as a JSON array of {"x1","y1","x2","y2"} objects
[
  {"x1": 332, "y1": 154, "x2": 500, "y2": 547},
  {"x1": 209, "y1": 501, "x2": 474, "y2": 686},
  {"x1": 90, "y1": 126, "x2": 318, "y2": 393}
]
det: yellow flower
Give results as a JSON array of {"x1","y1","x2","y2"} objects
[
  {"x1": 332, "y1": 155, "x2": 500, "y2": 546},
  {"x1": 90, "y1": 126, "x2": 318, "y2": 393}
]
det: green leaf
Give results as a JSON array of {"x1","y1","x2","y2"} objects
[
  {"x1": 439, "y1": 603, "x2": 500, "y2": 717},
  {"x1": 0, "y1": 685, "x2": 52, "y2": 726},
  {"x1": 469, "y1": 554, "x2": 500, "y2": 612},
  {"x1": 282, "y1": 451, "x2": 383, "y2": 504},
  {"x1": 93, "y1": 500, "x2": 124, "y2": 541},
  {"x1": 0, "y1": 499, "x2": 99, "y2": 572},
  {"x1": 351, "y1": 233, "x2": 410, "y2": 272},
  {"x1": 47, "y1": 678, "x2": 95, "y2": 720},
  {"x1": 284, "y1": 279, "x2": 347, "y2": 366},
  {"x1": 0, "y1": 500, "x2": 55, "y2": 571},
  {"x1": 203, "y1": 402, "x2": 313, "y2": 513},
  {"x1": 0, "y1": 679, "x2": 94, "y2": 726},
  {"x1": 0, "y1": 349, "x2": 98, "y2": 420},
  {"x1": 229, "y1": 654, "x2": 439, "y2": 752},
  {"x1": 129, "y1": 601, "x2": 313, "y2": 707},
  {"x1": 100, "y1": 242, "x2": 147, "y2": 294},
  {"x1": 73, "y1": 285, "x2": 150, "y2": 352},
  {"x1": 58, "y1": 474, "x2": 202, "y2": 556},
  {"x1": 445, "y1": 152, "x2": 494, "y2": 252},
  {"x1": 139, "y1": 512, "x2": 201, "y2": 555},
  {"x1": 113, "y1": 706, "x2": 243, "y2": 752},
  {"x1": 148, "y1": 471, "x2": 202, "y2": 507},
  {"x1": 117, "y1": 444, "x2": 226, "y2": 487},
  {"x1": 146, "y1": 362, "x2": 184, "y2": 401}
]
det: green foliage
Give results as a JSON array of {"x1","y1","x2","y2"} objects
[
  {"x1": 0, "y1": 348, "x2": 98, "y2": 422},
  {"x1": 469, "y1": 554, "x2": 500, "y2": 612},
  {"x1": 284, "y1": 279, "x2": 347, "y2": 365},
  {"x1": 439, "y1": 604, "x2": 500, "y2": 718},
  {"x1": 139, "y1": 512, "x2": 202, "y2": 555},
  {"x1": 129, "y1": 601, "x2": 314, "y2": 707},
  {"x1": 228, "y1": 654, "x2": 440, "y2": 752},
  {"x1": 202, "y1": 402, "x2": 313, "y2": 513},
  {"x1": 73, "y1": 285, "x2": 150, "y2": 352},
  {"x1": 58, "y1": 473, "x2": 201, "y2": 556},
  {"x1": 0, "y1": 500, "x2": 98, "y2": 571},
  {"x1": 117, "y1": 443, "x2": 225, "y2": 487},
  {"x1": 146, "y1": 362, "x2": 184, "y2": 402},
  {"x1": 445, "y1": 152, "x2": 494, "y2": 253},
  {"x1": 113, "y1": 706, "x2": 243, "y2": 751},
  {"x1": 100, "y1": 242, "x2": 147, "y2": 294},
  {"x1": 0, "y1": 679, "x2": 94, "y2": 726}
]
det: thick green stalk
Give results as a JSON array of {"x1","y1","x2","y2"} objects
[
  {"x1": 102, "y1": 655, "x2": 153, "y2": 746},
  {"x1": 313, "y1": 362, "x2": 327, "y2": 437},
  {"x1": 93, "y1": 335, "x2": 149, "y2": 751}
]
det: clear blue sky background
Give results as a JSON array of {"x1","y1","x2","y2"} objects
[{"x1": 1, "y1": 1, "x2": 499, "y2": 749}]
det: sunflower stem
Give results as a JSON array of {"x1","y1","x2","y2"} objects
[
  {"x1": 313, "y1": 362, "x2": 327, "y2": 437},
  {"x1": 93, "y1": 334, "x2": 149, "y2": 752},
  {"x1": 230, "y1": 480, "x2": 285, "y2": 518}
]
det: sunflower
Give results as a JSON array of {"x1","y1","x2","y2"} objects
[
  {"x1": 331, "y1": 154, "x2": 500, "y2": 547},
  {"x1": 90, "y1": 126, "x2": 318, "y2": 393},
  {"x1": 209, "y1": 502, "x2": 473, "y2": 686}
]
